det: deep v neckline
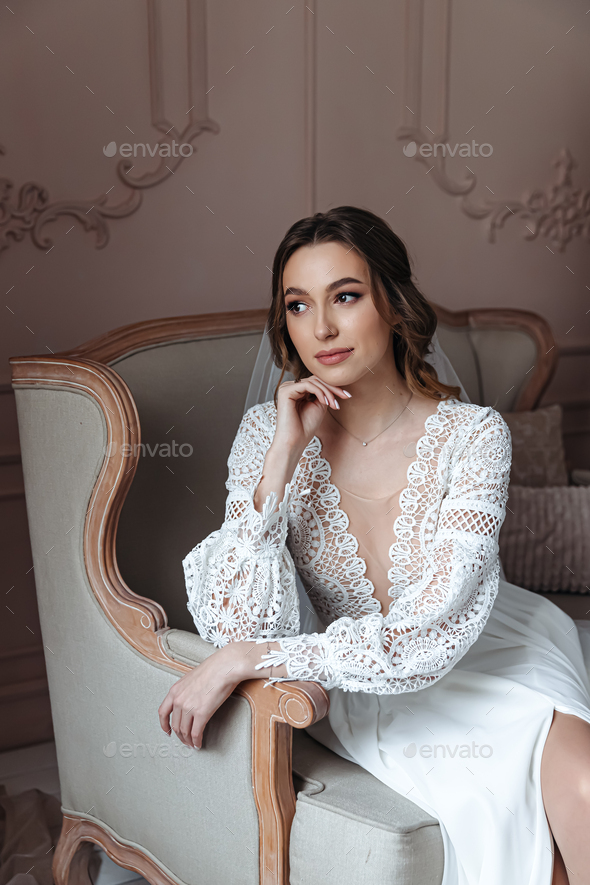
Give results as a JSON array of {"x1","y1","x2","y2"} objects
[{"x1": 307, "y1": 397, "x2": 450, "y2": 615}]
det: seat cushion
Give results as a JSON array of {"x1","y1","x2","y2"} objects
[{"x1": 291, "y1": 729, "x2": 444, "y2": 884}]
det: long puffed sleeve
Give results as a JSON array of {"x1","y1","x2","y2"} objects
[
  {"x1": 254, "y1": 407, "x2": 512, "y2": 694},
  {"x1": 183, "y1": 404, "x2": 301, "y2": 647}
]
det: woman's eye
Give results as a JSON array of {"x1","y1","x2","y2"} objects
[
  {"x1": 286, "y1": 301, "x2": 305, "y2": 314},
  {"x1": 286, "y1": 292, "x2": 361, "y2": 314}
]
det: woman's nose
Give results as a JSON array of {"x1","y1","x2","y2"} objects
[{"x1": 314, "y1": 314, "x2": 336, "y2": 339}]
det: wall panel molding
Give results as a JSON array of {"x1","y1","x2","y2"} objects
[
  {"x1": 304, "y1": 0, "x2": 317, "y2": 216},
  {"x1": 397, "y1": 0, "x2": 589, "y2": 251},
  {"x1": 0, "y1": 0, "x2": 219, "y2": 254}
]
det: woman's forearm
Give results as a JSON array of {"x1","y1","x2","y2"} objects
[{"x1": 252, "y1": 444, "x2": 302, "y2": 515}]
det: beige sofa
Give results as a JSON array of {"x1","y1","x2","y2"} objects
[{"x1": 10, "y1": 304, "x2": 559, "y2": 885}]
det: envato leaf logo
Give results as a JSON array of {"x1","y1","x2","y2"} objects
[
  {"x1": 402, "y1": 141, "x2": 418, "y2": 157},
  {"x1": 403, "y1": 742, "x2": 417, "y2": 757},
  {"x1": 103, "y1": 141, "x2": 117, "y2": 157}
]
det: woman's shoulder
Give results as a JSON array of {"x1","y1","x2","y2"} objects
[
  {"x1": 237, "y1": 400, "x2": 277, "y2": 449},
  {"x1": 440, "y1": 399, "x2": 512, "y2": 456},
  {"x1": 441, "y1": 397, "x2": 509, "y2": 435}
]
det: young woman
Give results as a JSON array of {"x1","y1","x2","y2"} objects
[{"x1": 159, "y1": 206, "x2": 590, "y2": 885}]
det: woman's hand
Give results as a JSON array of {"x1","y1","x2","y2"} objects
[
  {"x1": 158, "y1": 643, "x2": 246, "y2": 750},
  {"x1": 274, "y1": 375, "x2": 352, "y2": 453},
  {"x1": 157, "y1": 640, "x2": 289, "y2": 749}
]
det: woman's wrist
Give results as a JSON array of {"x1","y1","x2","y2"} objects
[
  {"x1": 220, "y1": 639, "x2": 289, "y2": 682},
  {"x1": 253, "y1": 445, "x2": 301, "y2": 514}
]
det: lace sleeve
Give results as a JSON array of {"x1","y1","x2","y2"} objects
[
  {"x1": 254, "y1": 407, "x2": 511, "y2": 694},
  {"x1": 183, "y1": 404, "x2": 301, "y2": 647}
]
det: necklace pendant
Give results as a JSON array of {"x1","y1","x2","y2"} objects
[{"x1": 362, "y1": 441, "x2": 367, "y2": 446}]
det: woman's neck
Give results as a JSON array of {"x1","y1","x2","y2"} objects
[{"x1": 328, "y1": 361, "x2": 412, "y2": 439}]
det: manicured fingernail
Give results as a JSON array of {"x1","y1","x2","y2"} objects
[
  {"x1": 324, "y1": 396, "x2": 329, "y2": 405},
  {"x1": 343, "y1": 390, "x2": 352, "y2": 397},
  {"x1": 335, "y1": 401, "x2": 340, "y2": 409}
]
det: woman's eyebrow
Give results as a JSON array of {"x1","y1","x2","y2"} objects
[{"x1": 284, "y1": 276, "x2": 366, "y2": 298}]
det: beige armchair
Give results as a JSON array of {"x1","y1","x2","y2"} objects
[{"x1": 10, "y1": 304, "x2": 557, "y2": 885}]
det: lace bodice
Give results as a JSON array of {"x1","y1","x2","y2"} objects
[{"x1": 182, "y1": 397, "x2": 512, "y2": 694}]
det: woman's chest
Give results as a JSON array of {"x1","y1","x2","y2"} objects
[
  {"x1": 283, "y1": 431, "x2": 453, "y2": 621},
  {"x1": 312, "y1": 408, "x2": 426, "y2": 499}
]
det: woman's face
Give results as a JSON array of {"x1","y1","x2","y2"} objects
[{"x1": 282, "y1": 241, "x2": 397, "y2": 385}]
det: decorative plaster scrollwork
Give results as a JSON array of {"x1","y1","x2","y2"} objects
[
  {"x1": 0, "y1": 149, "x2": 144, "y2": 251},
  {"x1": 0, "y1": 0, "x2": 218, "y2": 253},
  {"x1": 461, "y1": 149, "x2": 590, "y2": 252},
  {"x1": 397, "y1": 0, "x2": 589, "y2": 251}
]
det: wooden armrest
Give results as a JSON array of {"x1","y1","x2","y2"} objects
[{"x1": 163, "y1": 626, "x2": 329, "y2": 727}]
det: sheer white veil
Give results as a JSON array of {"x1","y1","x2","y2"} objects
[
  {"x1": 241, "y1": 326, "x2": 504, "y2": 633},
  {"x1": 244, "y1": 327, "x2": 471, "y2": 413}
]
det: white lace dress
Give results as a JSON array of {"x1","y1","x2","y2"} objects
[{"x1": 182, "y1": 397, "x2": 590, "y2": 885}]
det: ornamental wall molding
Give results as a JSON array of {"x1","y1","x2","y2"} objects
[
  {"x1": 397, "y1": 0, "x2": 589, "y2": 251},
  {"x1": 0, "y1": 0, "x2": 218, "y2": 254},
  {"x1": 460, "y1": 148, "x2": 590, "y2": 253}
]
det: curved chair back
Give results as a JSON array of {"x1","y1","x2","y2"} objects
[{"x1": 434, "y1": 303, "x2": 556, "y2": 412}]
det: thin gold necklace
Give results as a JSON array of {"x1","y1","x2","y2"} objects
[{"x1": 328, "y1": 391, "x2": 415, "y2": 446}]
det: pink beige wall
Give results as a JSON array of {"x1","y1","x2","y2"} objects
[{"x1": 1, "y1": 0, "x2": 589, "y2": 749}]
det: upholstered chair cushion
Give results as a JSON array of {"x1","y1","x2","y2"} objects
[{"x1": 290, "y1": 730, "x2": 444, "y2": 885}]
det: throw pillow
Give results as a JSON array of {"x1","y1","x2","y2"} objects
[
  {"x1": 501, "y1": 403, "x2": 568, "y2": 487},
  {"x1": 499, "y1": 485, "x2": 590, "y2": 593}
]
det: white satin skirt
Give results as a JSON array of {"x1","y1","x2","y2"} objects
[{"x1": 304, "y1": 579, "x2": 590, "y2": 885}]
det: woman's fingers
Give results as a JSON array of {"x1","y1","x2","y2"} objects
[
  {"x1": 282, "y1": 376, "x2": 351, "y2": 407},
  {"x1": 310, "y1": 376, "x2": 351, "y2": 399},
  {"x1": 160, "y1": 685, "x2": 224, "y2": 750},
  {"x1": 310, "y1": 378, "x2": 349, "y2": 408},
  {"x1": 180, "y1": 708, "x2": 197, "y2": 748},
  {"x1": 191, "y1": 723, "x2": 204, "y2": 750},
  {"x1": 169, "y1": 699, "x2": 197, "y2": 748},
  {"x1": 158, "y1": 692, "x2": 174, "y2": 734},
  {"x1": 304, "y1": 380, "x2": 336, "y2": 408},
  {"x1": 169, "y1": 699, "x2": 184, "y2": 743},
  {"x1": 283, "y1": 377, "x2": 338, "y2": 409}
]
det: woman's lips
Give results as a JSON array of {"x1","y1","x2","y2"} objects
[{"x1": 315, "y1": 349, "x2": 353, "y2": 365}]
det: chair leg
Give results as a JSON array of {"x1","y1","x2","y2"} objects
[
  {"x1": 52, "y1": 813, "x2": 180, "y2": 885},
  {"x1": 53, "y1": 820, "x2": 97, "y2": 885}
]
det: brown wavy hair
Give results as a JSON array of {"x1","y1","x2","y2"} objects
[{"x1": 267, "y1": 205, "x2": 461, "y2": 408}]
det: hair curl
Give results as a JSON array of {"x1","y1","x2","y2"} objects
[{"x1": 267, "y1": 205, "x2": 461, "y2": 408}]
